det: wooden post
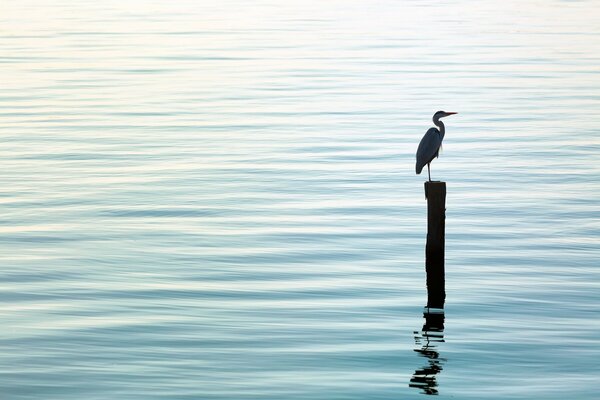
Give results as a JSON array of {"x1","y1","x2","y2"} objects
[{"x1": 424, "y1": 181, "x2": 446, "y2": 309}]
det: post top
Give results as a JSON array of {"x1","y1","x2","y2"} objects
[{"x1": 424, "y1": 181, "x2": 446, "y2": 199}]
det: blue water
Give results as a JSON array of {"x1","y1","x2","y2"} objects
[{"x1": 1, "y1": 1, "x2": 599, "y2": 398}]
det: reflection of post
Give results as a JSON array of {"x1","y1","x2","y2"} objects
[
  {"x1": 424, "y1": 181, "x2": 446, "y2": 309},
  {"x1": 410, "y1": 312, "x2": 446, "y2": 395}
]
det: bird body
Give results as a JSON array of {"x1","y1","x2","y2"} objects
[
  {"x1": 416, "y1": 111, "x2": 456, "y2": 181},
  {"x1": 415, "y1": 127, "x2": 442, "y2": 175}
]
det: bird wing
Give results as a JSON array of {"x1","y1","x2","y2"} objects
[{"x1": 415, "y1": 127, "x2": 442, "y2": 174}]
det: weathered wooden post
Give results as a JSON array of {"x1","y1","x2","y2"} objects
[{"x1": 424, "y1": 181, "x2": 446, "y2": 310}]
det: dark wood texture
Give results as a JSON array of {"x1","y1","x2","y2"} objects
[{"x1": 424, "y1": 181, "x2": 446, "y2": 309}]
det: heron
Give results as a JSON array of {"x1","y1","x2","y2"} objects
[{"x1": 416, "y1": 111, "x2": 457, "y2": 181}]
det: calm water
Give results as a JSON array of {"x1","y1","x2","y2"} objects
[{"x1": 1, "y1": 1, "x2": 599, "y2": 399}]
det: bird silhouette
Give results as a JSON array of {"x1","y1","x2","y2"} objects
[{"x1": 416, "y1": 111, "x2": 457, "y2": 181}]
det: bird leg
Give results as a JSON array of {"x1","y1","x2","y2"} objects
[{"x1": 427, "y1": 163, "x2": 431, "y2": 182}]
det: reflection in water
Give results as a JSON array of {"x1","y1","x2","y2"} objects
[{"x1": 410, "y1": 311, "x2": 446, "y2": 395}]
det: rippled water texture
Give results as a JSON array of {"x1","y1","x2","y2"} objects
[{"x1": 1, "y1": 1, "x2": 599, "y2": 399}]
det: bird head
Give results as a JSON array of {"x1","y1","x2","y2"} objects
[{"x1": 433, "y1": 110, "x2": 457, "y2": 120}]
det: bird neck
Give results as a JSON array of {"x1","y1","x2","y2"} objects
[{"x1": 433, "y1": 117, "x2": 445, "y2": 140}]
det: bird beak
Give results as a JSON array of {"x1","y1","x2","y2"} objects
[{"x1": 446, "y1": 112, "x2": 457, "y2": 115}]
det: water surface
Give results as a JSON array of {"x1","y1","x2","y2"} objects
[{"x1": 1, "y1": 1, "x2": 599, "y2": 398}]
